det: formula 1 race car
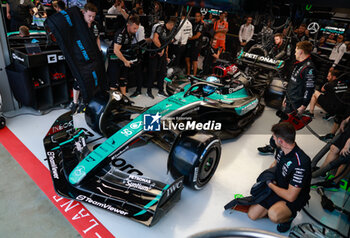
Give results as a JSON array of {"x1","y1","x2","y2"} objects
[
  {"x1": 43, "y1": 78, "x2": 264, "y2": 226},
  {"x1": 236, "y1": 50, "x2": 287, "y2": 109},
  {"x1": 165, "y1": 60, "x2": 253, "y2": 96}
]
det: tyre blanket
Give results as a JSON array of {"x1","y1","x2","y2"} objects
[{"x1": 45, "y1": 7, "x2": 107, "y2": 102}]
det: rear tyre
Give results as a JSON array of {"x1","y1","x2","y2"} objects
[{"x1": 168, "y1": 131, "x2": 221, "y2": 190}]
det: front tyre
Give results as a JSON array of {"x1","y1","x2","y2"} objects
[{"x1": 168, "y1": 131, "x2": 221, "y2": 190}]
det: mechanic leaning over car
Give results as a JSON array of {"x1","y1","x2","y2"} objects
[
  {"x1": 109, "y1": 16, "x2": 140, "y2": 96},
  {"x1": 258, "y1": 41, "x2": 315, "y2": 155},
  {"x1": 248, "y1": 122, "x2": 311, "y2": 233}
]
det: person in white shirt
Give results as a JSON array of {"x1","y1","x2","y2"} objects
[
  {"x1": 108, "y1": 0, "x2": 129, "y2": 19},
  {"x1": 131, "y1": 8, "x2": 147, "y2": 43},
  {"x1": 329, "y1": 34, "x2": 346, "y2": 71},
  {"x1": 171, "y1": 10, "x2": 193, "y2": 66},
  {"x1": 239, "y1": 16, "x2": 254, "y2": 51},
  {"x1": 133, "y1": 24, "x2": 145, "y2": 43}
]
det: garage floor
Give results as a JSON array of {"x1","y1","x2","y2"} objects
[{"x1": 1, "y1": 88, "x2": 349, "y2": 238}]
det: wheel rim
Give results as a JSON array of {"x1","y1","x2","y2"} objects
[{"x1": 198, "y1": 148, "x2": 218, "y2": 183}]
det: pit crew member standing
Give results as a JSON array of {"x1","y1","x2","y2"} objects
[
  {"x1": 109, "y1": 16, "x2": 140, "y2": 95},
  {"x1": 6, "y1": 0, "x2": 36, "y2": 31},
  {"x1": 171, "y1": 9, "x2": 192, "y2": 67},
  {"x1": 248, "y1": 122, "x2": 311, "y2": 233},
  {"x1": 258, "y1": 41, "x2": 315, "y2": 154},
  {"x1": 329, "y1": 34, "x2": 347, "y2": 71},
  {"x1": 284, "y1": 41, "x2": 315, "y2": 114},
  {"x1": 202, "y1": 38, "x2": 221, "y2": 76},
  {"x1": 147, "y1": 17, "x2": 176, "y2": 99},
  {"x1": 185, "y1": 12, "x2": 204, "y2": 77},
  {"x1": 70, "y1": 3, "x2": 102, "y2": 113},
  {"x1": 238, "y1": 16, "x2": 254, "y2": 51}
]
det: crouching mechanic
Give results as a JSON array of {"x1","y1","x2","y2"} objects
[
  {"x1": 248, "y1": 122, "x2": 311, "y2": 233},
  {"x1": 109, "y1": 16, "x2": 140, "y2": 95}
]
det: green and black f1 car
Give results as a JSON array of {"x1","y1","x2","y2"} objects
[{"x1": 43, "y1": 77, "x2": 264, "y2": 226}]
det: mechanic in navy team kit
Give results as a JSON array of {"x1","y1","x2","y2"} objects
[
  {"x1": 108, "y1": 16, "x2": 140, "y2": 96},
  {"x1": 70, "y1": 3, "x2": 102, "y2": 114},
  {"x1": 146, "y1": 17, "x2": 176, "y2": 99},
  {"x1": 202, "y1": 38, "x2": 222, "y2": 76},
  {"x1": 258, "y1": 41, "x2": 315, "y2": 154},
  {"x1": 248, "y1": 122, "x2": 311, "y2": 233},
  {"x1": 185, "y1": 12, "x2": 204, "y2": 77}
]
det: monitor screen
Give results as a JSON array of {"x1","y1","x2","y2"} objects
[
  {"x1": 68, "y1": 0, "x2": 86, "y2": 8},
  {"x1": 25, "y1": 43, "x2": 42, "y2": 55},
  {"x1": 39, "y1": 0, "x2": 86, "y2": 8}
]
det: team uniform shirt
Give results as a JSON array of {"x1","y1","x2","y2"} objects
[
  {"x1": 150, "y1": 22, "x2": 162, "y2": 40},
  {"x1": 190, "y1": 20, "x2": 204, "y2": 48},
  {"x1": 6, "y1": 0, "x2": 34, "y2": 22},
  {"x1": 114, "y1": 28, "x2": 136, "y2": 60},
  {"x1": 89, "y1": 21, "x2": 100, "y2": 41},
  {"x1": 318, "y1": 78, "x2": 350, "y2": 114},
  {"x1": 329, "y1": 42, "x2": 347, "y2": 67},
  {"x1": 153, "y1": 24, "x2": 170, "y2": 48},
  {"x1": 269, "y1": 40, "x2": 288, "y2": 60},
  {"x1": 323, "y1": 79, "x2": 350, "y2": 97},
  {"x1": 275, "y1": 144, "x2": 311, "y2": 202},
  {"x1": 208, "y1": 46, "x2": 220, "y2": 63},
  {"x1": 174, "y1": 19, "x2": 193, "y2": 45},
  {"x1": 287, "y1": 56, "x2": 315, "y2": 108},
  {"x1": 239, "y1": 23, "x2": 254, "y2": 43},
  {"x1": 214, "y1": 20, "x2": 228, "y2": 41}
]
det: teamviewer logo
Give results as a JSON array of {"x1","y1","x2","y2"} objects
[{"x1": 144, "y1": 113, "x2": 161, "y2": 131}]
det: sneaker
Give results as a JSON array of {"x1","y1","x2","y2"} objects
[
  {"x1": 146, "y1": 90, "x2": 154, "y2": 99},
  {"x1": 77, "y1": 103, "x2": 87, "y2": 113},
  {"x1": 323, "y1": 113, "x2": 335, "y2": 121},
  {"x1": 277, "y1": 217, "x2": 294, "y2": 233},
  {"x1": 157, "y1": 91, "x2": 167, "y2": 98},
  {"x1": 257, "y1": 145, "x2": 275, "y2": 155},
  {"x1": 319, "y1": 133, "x2": 335, "y2": 142},
  {"x1": 304, "y1": 110, "x2": 314, "y2": 118},
  {"x1": 69, "y1": 102, "x2": 79, "y2": 114},
  {"x1": 130, "y1": 91, "x2": 141, "y2": 98}
]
